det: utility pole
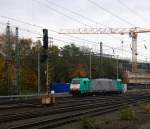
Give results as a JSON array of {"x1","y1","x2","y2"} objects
[
  {"x1": 6, "y1": 22, "x2": 11, "y2": 95},
  {"x1": 47, "y1": 37, "x2": 54, "y2": 93},
  {"x1": 15, "y1": 27, "x2": 21, "y2": 95},
  {"x1": 121, "y1": 40, "x2": 123, "y2": 58},
  {"x1": 46, "y1": 55, "x2": 49, "y2": 95},
  {"x1": 43, "y1": 29, "x2": 49, "y2": 95},
  {"x1": 116, "y1": 55, "x2": 119, "y2": 79},
  {"x1": 100, "y1": 42, "x2": 103, "y2": 77},
  {"x1": 37, "y1": 43, "x2": 41, "y2": 96},
  {"x1": 89, "y1": 49, "x2": 92, "y2": 79}
]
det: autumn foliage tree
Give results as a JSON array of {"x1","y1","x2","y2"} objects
[{"x1": 70, "y1": 64, "x2": 88, "y2": 78}]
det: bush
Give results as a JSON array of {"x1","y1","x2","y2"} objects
[
  {"x1": 138, "y1": 102, "x2": 150, "y2": 113},
  {"x1": 80, "y1": 117, "x2": 95, "y2": 129},
  {"x1": 120, "y1": 105, "x2": 135, "y2": 120}
]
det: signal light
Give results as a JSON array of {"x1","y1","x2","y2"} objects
[{"x1": 43, "y1": 29, "x2": 48, "y2": 49}]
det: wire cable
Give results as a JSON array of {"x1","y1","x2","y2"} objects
[
  {"x1": 117, "y1": 0, "x2": 150, "y2": 25},
  {"x1": 88, "y1": 0, "x2": 135, "y2": 27},
  {"x1": 43, "y1": 0, "x2": 123, "y2": 42},
  {"x1": 1, "y1": 18, "x2": 149, "y2": 61}
]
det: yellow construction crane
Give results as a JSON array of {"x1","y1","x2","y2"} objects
[{"x1": 59, "y1": 27, "x2": 150, "y2": 73}]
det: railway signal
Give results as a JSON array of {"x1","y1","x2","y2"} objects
[
  {"x1": 43, "y1": 29, "x2": 48, "y2": 49},
  {"x1": 41, "y1": 29, "x2": 55, "y2": 105},
  {"x1": 40, "y1": 29, "x2": 49, "y2": 63}
]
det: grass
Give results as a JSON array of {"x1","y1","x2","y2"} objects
[
  {"x1": 138, "y1": 102, "x2": 150, "y2": 113},
  {"x1": 80, "y1": 117, "x2": 96, "y2": 129},
  {"x1": 119, "y1": 105, "x2": 135, "y2": 120},
  {"x1": 78, "y1": 103, "x2": 150, "y2": 129}
]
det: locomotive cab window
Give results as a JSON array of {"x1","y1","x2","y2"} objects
[{"x1": 72, "y1": 80, "x2": 80, "y2": 84}]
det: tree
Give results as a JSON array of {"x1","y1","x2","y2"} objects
[{"x1": 70, "y1": 64, "x2": 88, "y2": 78}]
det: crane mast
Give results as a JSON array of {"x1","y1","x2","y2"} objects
[{"x1": 59, "y1": 27, "x2": 150, "y2": 73}]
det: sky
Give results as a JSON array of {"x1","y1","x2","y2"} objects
[{"x1": 0, "y1": 0, "x2": 150, "y2": 62}]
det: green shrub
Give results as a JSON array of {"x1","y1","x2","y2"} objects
[
  {"x1": 138, "y1": 102, "x2": 150, "y2": 113},
  {"x1": 120, "y1": 105, "x2": 135, "y2": 120},
  {"x1": 80, "y1": 117, "x2": 95, "y2": 129}
]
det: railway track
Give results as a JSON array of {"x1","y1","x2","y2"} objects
[
  {"x1": 0, "y1": 94, "x2": 147, "y2": 116},
  {"x1": 0, "y1": 95, "x2": 116, "y2": 116},
  {"x1": 0, "y1": 94, "x2": 149, "y2": 129},
  {"x1": 0, "y1": 94, "x2": 125, "y2": 111},
  {"x1": 0, "y1": 95, "x2": 72, "y2": 110},
  {"x1": 0, "y1": 92, "x2": 148, "y2": 110},
  {"x1": 0, "y1": 97, "x2": 133, "y2": 123},
  {"x1": 0, "y1": 96, "x2": 126, "y2": 121}
]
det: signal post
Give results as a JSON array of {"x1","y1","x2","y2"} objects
[{"x1": 41, "y1": 29, "x2": 55, "y2": 106}]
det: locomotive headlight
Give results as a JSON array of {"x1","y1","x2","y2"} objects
[{"x1": 70, "y1": 84, "x2": 80, "y2": 90}]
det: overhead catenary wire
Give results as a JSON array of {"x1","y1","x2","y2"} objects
[
  {"x1": 1, "y1": 21, "x2": 149, "y2": 62},
  {"x1": 43, "y1": 0, "x2": 149, "y2": 61},
  {"x1": 0, "y1": 22, "x2": 138, "y2": 58},
  {"x1": 0, "y1": 17, "x2": 149, "y2": 61},
  {"x1": 44, "y1": 0, "x2": 107, "y2": 27},
  {"x1": 40, "y1": 0, "x2": 141, "y2": 45},
  {"x1": 1, "y1": 21, "x2": 150, "y2": 62},
  {"x1": 87, "y1": 0, "x2": 136, "y2": 27},
  {"x1": 1, "y1": 16, "x2": 97, "y2": 45},
  {"x1": 2, "y1": 0, "x2": 131, "y2": 45},
  {"x1": 43, "y1": 0, "x2": 124, "y2": 42},
  {"x1": 0, "y1": 1, "x2": 149, "y2": 63},
  {"x1": 117, "y1": 0, "x2": 150, "y2": 25},
  {"x1": 0, "y1": 21, "x2": 128, "y2": 58},
  {"x1": 34, "y1": 0, "x2": 92, "y2": 27},
  {"x1": 1, "y1": 22, "x2": 149, "y2": 61},
  {"x1": 34, "y1": 0, "x2": 124, "y2": 43},
  {"x1": 3, "y1": 20, "x2": 150, "y2": 59},
  {"x1": 0, "y1": 21, "x2": 130, "y2": 53},
  {"x1": 1, "y1": 16, "x2": 124, "y2": 51}
]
